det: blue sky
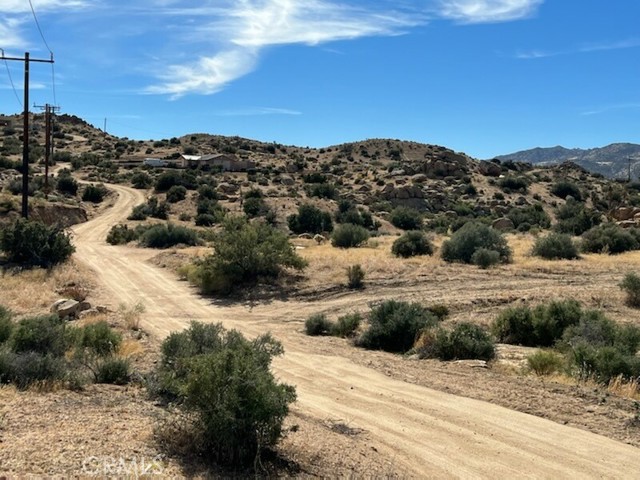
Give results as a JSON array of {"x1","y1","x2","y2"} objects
[{"x1": 1, "y1": 0, "x2": 639, "y2": 158}]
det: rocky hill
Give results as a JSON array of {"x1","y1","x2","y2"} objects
[{"x1": 495, "y1": 143, "x2": 640, "y2": 179}]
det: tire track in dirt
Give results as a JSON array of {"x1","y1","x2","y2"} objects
[{"x1": 72, "y1": 184, "x2": 640, "y2": 478}]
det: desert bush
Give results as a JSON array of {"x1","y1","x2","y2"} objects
[
  {"x1": 197, "y1": 184, "x2": 217, "y2": 200},
  {"x1": 527, "y1": 350, "x2": 565, "y2": 376},
  {"x1": 392, "y1": 231, "x2": 434, "y2": 258},
  {"x1": 0, "y1": 219, "x2": 74, "y2": 267},
  {"x1": 334, "y1": 201, "x2": 376, "y2": 229},
  {"x1": 0, "y1": 307, "x2": 13, "y2": 345},
  {"x1": 155, "y1": 171, "x2": 185, "y2": 192},
  {"x1": 242, "y1": 196, "x2": 270, "y2": 218},
  {"x1": 427, "y1": 304, "x2": 450, "y2": 321},
  {"x1": 532, "y1": 233, "x2": 579, "y2": 260},
  {"x1": 166, "y1": 185, "x2": 187, "y2": 203},
  {"x1": 620, "y1": 272, "x2": 640, "y2": 307},
  {"x1": 507, "y1": 204, "x2": 551, "y2": 231},
  {"x1": 331, "y1": 223, "x2": 370, "y2": 248},
  {"x1": 189, "y1": 217, "x2": 307, "y2": 295},
  {"x1": 441, "y1": 221, "x2": 511, "y2": 265},
  {"x1": 554, "y1": 199, "x2": 601, "y2": 235},
  {"x1": 288, "y1": 204, "x2": 333, "y2": 234},
  {"x1": 306, "y1": 183, "x2": 337, "y2": 199},
  {"x1": 153, "y1": 322, "x2": 296, "y2": 466},
  {"x1": 332, "y1": 313, "x2": 362, "y2": 338},
  {"x1": 139, "y1": 223, "x2": 199, "y2": 249},
  {"x1": 551, "y1": 181, "x2": 582, "y2": 201},
  {"x1": 498, "y1": 176, "x2": 529, "y2": 193},
  {"x1": 81, "y1": 184, "x2": 108, "y2": 203},
  {"x1": 128, "y1": 197, "x2": 169, "y2": 221},
  {"x1": 357, "y1": 300, "x2": 438, "y2": 353},
  {"x1": 421, "y1": 323, "x2": 495, "y2": 361},
  {"x1": 581, "y1": 223, "x2": 639, "y2": 254},
  {"x1": 94, "y1": 357, "x2": 130, "y2": 385},
  {"x1": 77, "y1": 321, "x2": 122, "y2": 357},
  {"x1": 471, "y1": 248, "x2": 501, "y2": 269},
  {"x1": 2, "y1": 352, "x2": 66, "y2": 389},
  {"x1": 131, "y1": 171, "x2": 153, "y2": 189},
  {"x1": 106, "y1": 224, "x2": 139, "y2": 245},
  {"x1": 56, "y1": 173, "x2": 78, "y2": 196},
  {"x1": 11, "y1": 314, "x2": 67, "y2": 356},
  {"x1": 195, "y1": 213, "x2": 217, "y2": 227},
  {"x1": 346, "y1": 264, "x2": 365, "y2": 289},
  {"x1": 305, "y1": 314, "x2": 333, "y2": 336},
  {"x1": 389, "y1": 207, "x2": 422, "y2": 230},
  {"x1": 118, "y1": 302, "x2": 145, "y2": 331}
]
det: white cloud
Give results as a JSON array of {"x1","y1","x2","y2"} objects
[
  {"x1": 516, "y1": 38, "x2": 640, "y2": 59},
  {"x1": 439, "y1": 0, "x2": 543, "y2": 23},
  {"x1": 582, "y1": 102, "x2": 640, "y2": 116},
  {"x1": 147, "y1": 0, "x2": 418, "y2": 97},
  {"x1": 0, "y1": 0, "x2": 88, "y2": 13},
  {"x1": 214, "y1": 107, "x2": 302, "y2": 116},
  {"x1": 0, "y1": 18, "x2": 26, "y2": 49}
]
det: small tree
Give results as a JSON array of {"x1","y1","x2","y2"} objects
[
  {"x1": 346, "y1": 264, "x2": 365, "y2": 289},
  {"x1": 391, "y1": 231, "x2": 433, "y2": 258},
  {"x1": 0, "y1": 219, "x2": 74, "y2": 268},
  {"x1": 288, "y1": 204, "x2": 333, "y2": 234},
  {"x1": 389, "y1": 207, "x2": 422, "y2": 230},
  {"x1": 331, "y1": 223, "x2": 369, "y2": 248},
  {"x1": 441, "y1": 221, "x2": 511, "y2": 264},
  {"x1": 532, "y1": 233, "x2": 579, "y2": 260}
]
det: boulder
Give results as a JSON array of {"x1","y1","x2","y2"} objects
[
  {"x1": 218, "y1": 182, "x2": 239, "y2": 194},
  {"x1": 313, "y1": 234, "x2": 327, "y2": 244},
  {"x1": 51, "y1": 299, "x2": 82, "y2": 319},
  {"x1": 492, "y1": 217, "x2": 515, "y2": 231},
  {"x1": 298, "y1": 233, "x2": 313, "y2": 239},
  {"x1": 280, "y1": 176, "x2": 295, "y2": 186},
  {"x1": 477, "y1": 161, "x2": 502, "y2": 177},
  {"x1": 612, "y1": 207, "x2": 639, "y2": 221}
]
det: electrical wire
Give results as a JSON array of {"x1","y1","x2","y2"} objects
[
  {"x1": 1, "y1": 49, "x2": 23, "y2": 109},
  {"x1": 28, "y1": 0, "x2": 53, "y2": 55}
]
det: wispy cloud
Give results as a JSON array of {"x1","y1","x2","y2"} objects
[
  {"x1": 516, "y1": 38, "x2": 640, "y2": 59},
  {"x1": 0, "y1": 0, "x2": 88, "y2": 13},
  {"x1": 0, "y1": 18, "x2": 26, "y2": 49},
  {"x1": 213, "y1": 107, "x2": 302, "y2": 117},
  {"x1": 582, "y1": 102, "x2": 640, "y2": 116},
  {"x1": 146, "y1": 0, "x2": 420, "y2": 97},
  {"x1": 438, "y1": 0, "x2": 543, "y2": 24}
]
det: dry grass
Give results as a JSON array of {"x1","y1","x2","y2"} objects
[
  {"x1": 608, "y1": 375, "x2": 640, "y2": 401},
  {"x1": 0, "y1": 261, "x2": 93, "y2": 316},
  {"x1": 118, "y1": 339, "x2": 145, "y2": 359},
  {"x1": 118, "y1": 301, "x2": 146, "y2": 331}
]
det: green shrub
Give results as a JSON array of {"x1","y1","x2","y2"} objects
[
  {"x1": 427, "y1": 304, "x2": 450, "y2": 321},
  {"x1": 0, "y1": 219, "x2": 74, "y2": 267},
  {"x1": 471, "y1": 248, "x2": 501, "y2": 269},
  {"x1": 0, "y1": 307, "x2": 13, "y2": 345},
  {"x1": 77, "y1": 321, "x2": 122, "y2": 357},
  {"x1": 422, "y1": 323, "x2": 495, "y2": 361},
  {"x1": 242, "y1": 196, "x2": 269, "y2": 218},
  {"x1": 392, "y1": 231, "x2": 433, "y2": 258},
  {"x1": 155, "y1": 171, "x2": 185, "y2": 192},
  {"x1": 507, "y1": 204, "x2": 551, "y2": 231},
  {"x1": 620, "y1": 272, "x2": 640, "y2": 307},
  {"x1": 95, "y1": 357, "x2": 130, "y2": 385},
  {"x1": 346, "y1": 264, "x2": 365, "y2": 289},
  {"x1": 306, "y1": 183, "x2": 337, "y2": 199},
  {"x1": 389, "y1": 207, "x2": 422, "y2": 230},
  {"x1": 357, "y1": 300, "x2": 437, "y2": 353},
  {"x1": 492, "y1": 306, "x2": 535, "y2": 346},
  {"x1": 554, "y1": 199, "x2": 601, "y2": 235},
  {"x1": 3, "y1": 352, "x2": 66, "y2": 389},
  {"x1": 498, "y1": 176, "x2": 528, "y2": 193},
  {"x1": 581, "y1": 223, "x2": 639, "y2": 254},
  {"x1": 166, "y1": 185, "x2": 187, "y2": 203},
  {"x1": 331, "y1": 223, "x2": 370, "y2": 248},
  {"x1": 139, "y1": 223, "x2": 199, "y2": 249},
  {"x1": 334, "y1": 201, "x2": 376, "y2": 229},
  {"x1": 551, "y1": 181, "x2": 582, "y2": 201},
  {"x1": 195, "y1": 213, "x2": 217, "y2": 227},
  {"x1": 527, "y1": 350, "x2": 565, "y2": 376},
  {"x1": 441, "y1": 222, "x2": 511, "y2": 264},
  {"x1": 56, "y1": 174, "x2": 78, "y2": 196},
  {"x1": 128, "y1": 197, "x2": 169, "y2": 221},
  {"x1": 11, "y1": 314, "x2": 67, "y2": 356},
  {"x1": 332, "y1": 313, "x2": 362, "y2": 338},
  {"x1": 131, "y1": 171, "x2": 153, "y2": 189},
  {"x1": 189, "y1": 217, "x2": 307, "y2": 295},
  {"x1": 305, "y1": 314, "x2": 333, "y2": 336},
  {"x1": 197, "y1": 184, "x2": 217, "y2": 200},
  {"x1": 153, "y1": 322, "x2": 296, "y2": 466},
  {"x1": 532, "y1": 233, "x2": 579, "y2": 260},
  {"x1": 288, "y1": 204, "x2": 333, "y2": 234},
  {"x1": 106, "y1": 224, "x2": 139, "y2": 245},
  {"x1": 81, "y1": 184, "x2": 108, "y2": 203}
]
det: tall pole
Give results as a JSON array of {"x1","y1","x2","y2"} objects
[
  {"x1": 44, "y1": 105, "x2": 51, "y2": 195},
  {"x1": 22, "y1": 52, "x2": 30, "y2": 218},
  {"x1": 0, "y1": 51, "x2": 55, "y2": 219}
]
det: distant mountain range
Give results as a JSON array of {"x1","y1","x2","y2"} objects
[{"x1": 494, "y1": 143, "x2": 640, "y2": 179}]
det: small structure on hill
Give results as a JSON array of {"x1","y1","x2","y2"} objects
[{"x1": 179, "y1": 153, "x2": 255, "y2": 171}]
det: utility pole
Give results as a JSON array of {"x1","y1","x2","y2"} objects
[
  {"x1": 34, "y1": 103, "x2": 61, "y2": 196},
  {"x1": 0, "y1": 51, "x2": 55, "y2": 218}
]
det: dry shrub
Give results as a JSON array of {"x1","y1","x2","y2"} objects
[
  {"x1": 118, "y1": 302, "x2": 146, "y2": 331},
  {"x1": 118, "y1": 339, "x2": 144, "y2": 359},
  {"x1": 608, "y1": 375, "x2": 640, "y2": 400}
]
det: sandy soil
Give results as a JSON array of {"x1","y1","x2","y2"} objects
[{"x1": 64, "y1": 183, "x2": 640, "y2": 478}]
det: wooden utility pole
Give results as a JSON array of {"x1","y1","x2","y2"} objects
[
  {"x1": 34, "y1": 103, "x2": 61, "y2": 196},
  {"x1": 0, "y1": 51, "x2": 55, "y2": 218}
]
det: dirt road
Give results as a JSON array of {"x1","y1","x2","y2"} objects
[{"x1": 72, "y1": 184, "x2": 640, "y2": 478}]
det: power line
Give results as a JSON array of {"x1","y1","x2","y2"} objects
[
  {"x1": 28, "y1": 0, "x2": 53, "y2": 54},
  {"x1": 1, "y1": 49, "x2": 23, "y2": 108}
]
